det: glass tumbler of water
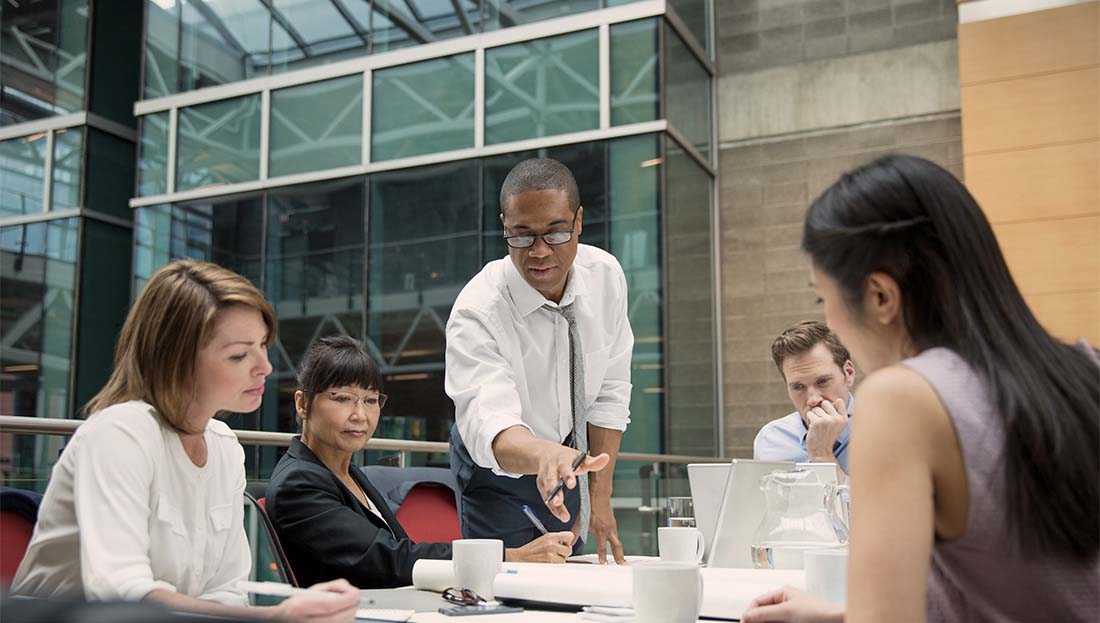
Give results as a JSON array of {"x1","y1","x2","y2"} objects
[{"x1": 666, "y1": 496, "x2": 695, "y2": 528}]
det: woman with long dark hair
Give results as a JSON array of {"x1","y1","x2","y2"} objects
[{"x1": 743, "y1": 155, "x2": 1098, "y2": 623}]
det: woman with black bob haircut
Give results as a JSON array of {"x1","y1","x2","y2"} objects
[
  {"x1": 265, "y1": 336, "x2": 574, "y2": 589},
  {"x1": 742, "y1": 155, "x2": 1098, "y2": 623}
]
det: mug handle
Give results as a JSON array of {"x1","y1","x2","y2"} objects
[{"x1": 694, "y1": 529, "x2": 706, "y2": 564}]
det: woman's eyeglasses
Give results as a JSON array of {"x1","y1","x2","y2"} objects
[
  {"x1": 442, "y1": 587, "x2": 486, "y2": 606},
  {"x1": 305, "y1": 389, "x2": 388, "y2": 410}
]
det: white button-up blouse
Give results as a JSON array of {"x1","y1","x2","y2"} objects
[{"x1": 12, "y1": 400, "x2": 251, "y2": 605}]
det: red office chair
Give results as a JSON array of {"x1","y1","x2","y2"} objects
[
  {"x1": 0, "y1": 510, "x2": 35, "y2": 585},
  {"x1": 361, "y1": 466, "x2": 463, "y2": 544},
  {"x1": 0, "y1": 487, "x2": 42, "y2": 587},
  {"x1": 394, "y1": 482, "x2": 463, "y2": 544}
]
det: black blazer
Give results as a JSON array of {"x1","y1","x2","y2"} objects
[{"x1": 265, "y1": 438, "x2": 452, "y2": 588}]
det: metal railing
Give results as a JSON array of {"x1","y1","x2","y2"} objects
[{"x1": 0, "y1": 415, "x2": 724, "y2": 465}]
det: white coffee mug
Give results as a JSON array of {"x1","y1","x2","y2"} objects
[
  {"x1": 632, "y1": 562, "x2": 703, "y2": 623},
  {"x1": 804, "y1": 547, "x2": 847, "y2": 605},
  {"x1": 452, "y1": 539, "x2": 503, "y2": 600},
  {"x1": 658, "y1": 526, "x2": 705, "y2": 564}
]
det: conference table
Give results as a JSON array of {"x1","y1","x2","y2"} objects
[{"x1": 362, "y1": 587, "x2": 711, "y2": 622}]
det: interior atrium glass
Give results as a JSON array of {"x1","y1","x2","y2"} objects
[
  {"x1": 265, "y1": 179, "x2": 366, "y2": 442},
  {"x1": 0, "y1": 135, "x2": 48, "y2": 218},
  {"x1": 138, "y1": 112, "x2": 170, "y2": 196},
  {"x1": 50, "y1": 127, "x2": 83, "y2": 211},
  {"x1": 371, "y1": 54, "x2": 475, "y2": 162},
  {"x1": 176, "y1": 95, "x2": 262, "y2": 192},
  {"x1": 269, "y1": 75, "x2": 363, "y2": 177},
  {"x1": 0, "y1": 0, "x2": 89, "y2": 126},
  {"x1": 610, "y1": 18, "x2": 658, "y2": 126},
  {"x1": 178, "y1": 0, "x2": 269, "y2": 92},
  {"x1": 664, "y1": 23, "x2": 711, "y2": 162},
  {"x1": 485, "y1": 29, "x2": 599, "y2": 144},
  {"x1": 482, "y1": 0, "x2": 599, "y2": 31},
  {"x1": 368, "y1": 160, "x2": 480, "y2": 440},
  {"x1": 0, "y1": 217, "x2": 79, "y2": 419},
  {"x1": 370, "y1": 0, "x2": 482, "y2": 54},
  {"x1": 607, "y1": 133, "x2": 662, "y2": 454}
]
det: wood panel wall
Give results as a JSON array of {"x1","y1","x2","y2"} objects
[{"x1": 958, "y1": 1, "x2": 1100, "y2": 344}]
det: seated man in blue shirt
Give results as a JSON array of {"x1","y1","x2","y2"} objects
[{"x1": 753, "y1": 320, "x2": 855, "y2": 480}]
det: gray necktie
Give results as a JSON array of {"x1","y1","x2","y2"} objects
[{"x1": 542, "y1": 302, "x2": 590, "y2": 540}]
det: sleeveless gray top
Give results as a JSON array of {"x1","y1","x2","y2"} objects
[{"x1": 902, "y1": 347, "x2": 1099, "y2": 623}]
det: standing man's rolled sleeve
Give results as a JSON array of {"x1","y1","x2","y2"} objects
[
  {"x1": 585, "y1": 271, "x2": 633, "y2": 432},
  {"x1": 446, "y1": 307, "x2": 533, "y2": 476}
]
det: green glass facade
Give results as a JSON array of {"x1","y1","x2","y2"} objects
[{"x1": 2, "y1": 0, "x2": 716, "y2": 554}]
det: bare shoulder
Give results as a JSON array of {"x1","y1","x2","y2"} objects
[{"x1": 854, "y1": 364, "x2": 954, "y2": 452}]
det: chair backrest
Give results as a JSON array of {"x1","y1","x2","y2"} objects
[
  {"x1": 0, "y1": 486, "x2": 43, "y2": 586},
  {"x1": 0, "y1": 511, "x2": 35, "y2": 585},
  {"x1": 360, "y1": 465, "x2": 462, "y2": 543},
  {"x1": 394, "y1": 483, "x2": 463, "y2": 544},
  {"x1": 242, "y1": 492, "x2": 298, "y2": 587}
]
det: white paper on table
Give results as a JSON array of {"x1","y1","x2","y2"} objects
[{"x1": 413, "y1": 559, "x2": 804, "y2": 620}]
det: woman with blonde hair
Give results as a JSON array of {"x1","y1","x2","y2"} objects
[{"x1": 12, "y1": 259, "x2": 358, "y2": 622}]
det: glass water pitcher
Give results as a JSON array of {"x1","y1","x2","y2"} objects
[{"x1": 751, "y1": 469, "x2": 850, "y2": 569}]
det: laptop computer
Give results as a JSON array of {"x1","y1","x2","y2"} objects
[
  {"x1": 687, "y1": 462, "x2": 732, "y2": 557},
  {"x1": 705, "y1": 460, "x2": 841, "y2": 569}
]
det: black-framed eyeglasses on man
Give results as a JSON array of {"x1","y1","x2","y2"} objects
[
  {"x1": 502, "y1": 209, "x2": 579, "y2": 249},
  {"x1": 442, "y1": 587, "x2": 486, "y2": 606}
]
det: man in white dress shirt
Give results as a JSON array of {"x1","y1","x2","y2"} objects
[{"x1": 446, "y1": 158, "x2": 633, "y2": 564}]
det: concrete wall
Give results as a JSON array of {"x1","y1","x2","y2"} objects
[{"x1": 715, "y1": 0, "x2": 965, "y2": 457}]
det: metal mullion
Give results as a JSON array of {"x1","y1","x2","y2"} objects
[
  {"x1": 663, "y1": 5, "x2": 713, "y2": 76},
  {"x1": 599, "y1": 23, "x2": 610, "y2": 130},
  {"x1": 665, "y1": 125, "x2": 713, "y2": 177},
  {"x1": 363, "y1": 70, "x2": 372, "y2": 164},
  {"x1": 42, "y1": 131, "x2": 55, "y2": 213},
  {"x1": 474, "y1": 48, "x2": 485, "y2": 148},
  {"x1": 166, "y1": 108, "x2": 178, "y2": 194},
  {"x1": 260, "y1": 90, "x2": 271, "y2": 180}
]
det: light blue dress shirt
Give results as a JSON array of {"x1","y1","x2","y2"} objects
[{"x1": 752, "y1": 397, "x2": 853, "y2": 473}]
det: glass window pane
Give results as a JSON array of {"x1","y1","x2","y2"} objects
[
  {"x1": 368, "y1": 160, "x2": 480, "y2": 442},
  {"x1": 665, "y1": 23, "x2": 711, "y2": 162},
  {"x1": 133, "y1": 204, "x2": 173, "y2": 295},
  {"x1": 371, "y1": 54, "x2": 474, "y2": 162},
  {"x1": 265, "y1": 179, "x2": 365, "y2": 437},
  {"x1": 0, "y1": 217, "x2": 79, "y2": 420},
  {"x1": 179, "y1": 0, "x2": 268, "y2": 92},
  {"x1": 144, "y1": 0, "x2": 180, "y2": 98},
  {"x1": 482, "y1": 0, "x2": 598, "y2": 31},
  {"x1": 370, "y1": 0, "x2": 480, "y2": 55},
  {"x1": 665, "y1": 138, "x2": 715, "y2": 456},
  {"x1": 610, "y1": 19, "x2": 658, "y2": 126},
  {"x1": 176, "y1": 95, "x2": 262, "y2": 192},
  {"x1": 0, "y1": 0, "x2": 88, "y2": 126},
  {"x1": 485, "y1": 30, "x2": 599, "y2": 145},
  {"x1": 0, "y1": 136, "x2": 47, "y2": 217},
  {"x1": 668, "y1": 0, "x2": 710, "y2": 57},
  {"x1": 51, "y1": 126, "x2": 83, "y2": 211},
  {"x1": 270, "y1": 75, "x2": 363, "y2": 177},
  {"x1": 608, "y1": 134, "x2": 662, "y2": 454},
  {"x1": 269, "y1": 0, "x2": 367, "y2": 73},
  {"x1": 138, "y1": 112, "x2": 170, "y2": 196}
]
